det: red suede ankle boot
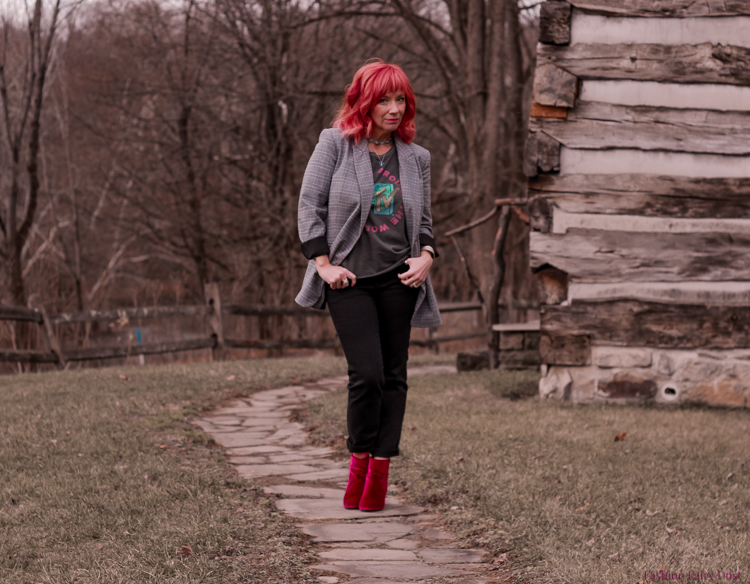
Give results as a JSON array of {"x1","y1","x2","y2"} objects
[
  {"x1": 343, "y1": 454, "x2": 370, "y2": 509},
  {"x1": 359, "y1": 458, "x2": 390, "y2": 511}
]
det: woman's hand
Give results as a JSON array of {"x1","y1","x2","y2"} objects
[
  {"x1": 315, "y1": 255, "x2": 356, "y2": 289},
  {"x1": 398, "y1": 251, "x2": 433, "y2": 289}
]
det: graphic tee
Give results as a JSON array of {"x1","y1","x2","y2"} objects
[{"x1": 341, "y1": 145, "x2": 410, "y2": 278}]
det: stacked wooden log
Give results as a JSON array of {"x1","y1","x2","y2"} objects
[{"x1": 529, "y1": 0, "x2": 750, "y2": 407}]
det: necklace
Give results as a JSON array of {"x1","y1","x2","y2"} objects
[
  {"x1": 368, "y1": 134, "x2": 391, "y2": 145},
  {"x1": 373, "y1": 146, "x2": 393, "y2": 168}
]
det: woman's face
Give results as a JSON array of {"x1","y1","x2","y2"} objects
[{"x1": 369, "y1": 90, "x2": 406, "y2": 139}]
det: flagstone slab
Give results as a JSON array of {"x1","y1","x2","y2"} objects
[
  {"x1": 300, "y1": 523, "x2": 416, "y2": 543},
  {"x1": 232, "y1": 456, "x2": 336, "y2": 467},
  {"x1": 318, "y1": 549, "x2": 416, "y2": 561},
  {"x1": 280, "y1": 435, "x2": 308, "y2": 446},
  {"x1": 310, "y1": 561, "x2": 464, "y2": 579},
  {"x1": 276, "y1": 498, "x2": 425, "y2": 520},
  {"x1": 263, "y1": 485, "x2": 345, "y2": 498},
  {"x1": 419, "y1": 548, "x2": 488, "y2": 564},
  {"x1": 226, "y1": 445, "x2": 290, "y2": 455},
  {"x1": 385, "y1": 538, "x2": 422, "y2": 550},
  {"x1": 234, "y1": 463, "x2": 321, "y2": 478},
  {"x1": 266, "y1": 452, "x2": 318, "y2": 463},
  {"x1": 295, "y1": 446, "x2": 335, "y2": 456},
  {"x1": 205, "y1": 416, "x2": 244, "y2": 426},
  {"x1": 241, "y1": 418, "x2": 287, "y2": 427},
  {"x1": 227, "y1": 455, "x2": 270, "y2": 464},
  {"x1": 212, "y1": 434, "x2": 274, "y2": 448},
  {"x1": 286, "y1": 468, "x2": 349, "y2": 481}
]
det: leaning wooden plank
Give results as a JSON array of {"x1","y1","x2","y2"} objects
[
  {"x1": 64, "y1": 338, "x2": 215, "y2": 361},
  {"x1": 571, "y1": 13, "x2": 750, "y2": 47},
  {"x1": 568, "y1": 0, "x2": 750, "y2": 17},
  {"x1": 530, "y1": 229, "x2": 750, "y2": 282},
  {"x1": 537, "y1": 43, "x2": 750, "y2": 86},
  {"x1": 531, "y1": 118, "x2": 750, "y2": 155},
  {"x1": 541, "y1": 300, "x2": 750, "y2": 349},
  {"x1": 528, "y1": 174, "x2": 750, "y2": 218},
  {"x1": 570, "y1": 101, "x2": 750, "y2": 129},
  {"x1": 0, "y1": 305, "x2": 43, "y2": 323},
  {"x1": 50, "y1": 305, "x2": 209, "y2": 325},
  {"x1": 0, "y1": 350, "x2": 58, "y2": 364}
]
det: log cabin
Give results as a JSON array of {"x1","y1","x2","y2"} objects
[{"x1": 527, "y1": 0, "x2": 750, "y2": 407}]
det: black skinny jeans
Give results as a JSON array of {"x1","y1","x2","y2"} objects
[{"x1": 326, "y1": 265, "x2": 419, "y2": 458}]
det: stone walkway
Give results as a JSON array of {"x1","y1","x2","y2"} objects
[{"x1": 194, "y1": 365, "x2": 499, "y2": 584}]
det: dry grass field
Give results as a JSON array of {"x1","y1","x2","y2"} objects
[{"x1": 0, "y1": 357, "x2": 348, "y2": 584}]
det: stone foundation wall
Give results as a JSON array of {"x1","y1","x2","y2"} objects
[{"x1": 539, "y1": 346, "x2": 750, "y2": 407}]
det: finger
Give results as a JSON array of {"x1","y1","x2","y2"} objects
[{"x1": 345, "y1": 270, "x2": 357, "y2": 287}]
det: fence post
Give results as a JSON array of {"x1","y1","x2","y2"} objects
[
  {"x1": 40, "y1": 307, "x2": 66, "y2": 369},
  {"x1": 204, "y1": 283, "x2": 224, "y2": 361}
]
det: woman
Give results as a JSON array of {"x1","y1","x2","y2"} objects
[{"x1": 296, "y1": 61, "x2": 441, "y2": 512}]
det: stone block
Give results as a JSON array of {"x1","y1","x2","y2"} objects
[
  {"x1": 310, "y1": 561, "x2": 464, "y2": 579},
  {"x1": 596, "y1": 374, "x2": 658, "y2": 400},
  {"x1": 539, "y1": 367, "x2": 572, "y2": 399},
  {"x1": 285, "y1": 467, "x2": 349, "y2": 481},
  {"x1": 263, "y1": 485, "x2": 344, "y2": 498},
  {"x1": 299, "y1": 523, "x2": 416, "y2": 543},
  {"x1": 318, "y1": 549, "x2": 416, "y2": 561},
  {"x1": 275, "y1": 498, "x2": 424, "y2": 520},
  {"x1": 593, "y1": 347, "x2": 652, "y2": 369},
  {"x1": 419, "y1": 547, "x2": 488, "y2": 563}
]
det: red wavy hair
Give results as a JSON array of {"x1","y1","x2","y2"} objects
[{"x1": 333, "y1": 60, "x2": 417, "y2": 144}]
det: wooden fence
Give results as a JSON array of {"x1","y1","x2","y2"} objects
[{"x1": 0, "y1": 284, "x2": 486, "y2": 368}]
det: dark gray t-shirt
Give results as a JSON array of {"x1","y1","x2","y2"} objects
[{"x1": 341, "y1": 145, "x2": 410, "y2": 278}]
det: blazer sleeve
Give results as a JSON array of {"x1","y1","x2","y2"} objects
[
  {"x1": 417, "y1": 149, "x2": 439, "y2": 258},
  {"x1": 298, "y1": 129, "x2": 338, "y2": 259}
]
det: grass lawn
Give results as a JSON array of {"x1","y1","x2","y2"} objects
[
  {"x1": 306, "y1": 367, "x2": 750, "y2": 584},
  {"x1": 0, "y1": 356, "x2": 348, "y2": 584}
]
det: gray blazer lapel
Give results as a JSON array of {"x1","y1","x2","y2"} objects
[
  {"x1": 396, "y1": 138, "x2": 419, "y2": 249},
  {"x1": 353, "y1": 139, "x2": 374, "y2": 233}
]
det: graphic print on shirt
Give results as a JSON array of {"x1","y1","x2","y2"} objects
[{"x1": 373, "y1": 183, "x2": 395, "y2": 215}]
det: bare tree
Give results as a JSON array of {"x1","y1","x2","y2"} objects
[{"x1": 0, "y1": 0, "x2": 63, "y2": 306}]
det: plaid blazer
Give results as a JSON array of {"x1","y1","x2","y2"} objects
[{"x1": 295, "y1": 128, "x2": 442, "y2": 328}]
